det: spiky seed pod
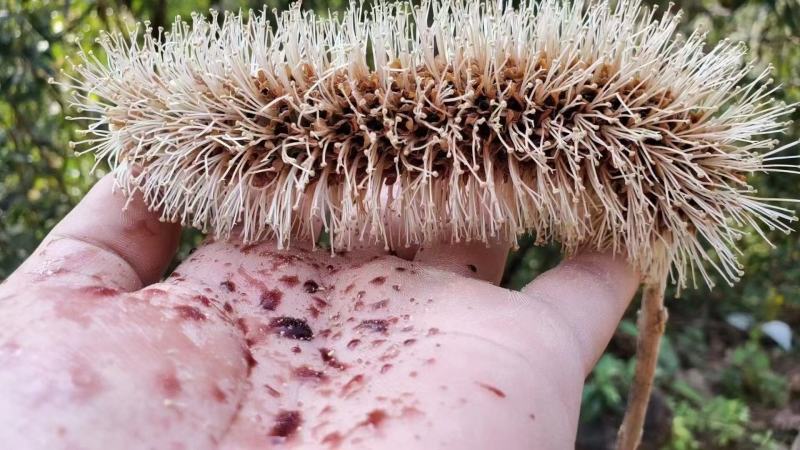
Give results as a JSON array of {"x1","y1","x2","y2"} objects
[{"x1": 60, "y1": 0, "x2": 797, "y2": 290}]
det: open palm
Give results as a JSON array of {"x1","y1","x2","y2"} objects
[{"x1": 0, "y1": 176, "x2": 637, "y2": 450}]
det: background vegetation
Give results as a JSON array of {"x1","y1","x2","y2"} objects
[{"x1": 1, "y1": 0, "x2": 798, "y2": 448}]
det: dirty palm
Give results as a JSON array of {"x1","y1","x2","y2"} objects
[
  {"x1": 5, "y1": 227, "x2": 638, "y2": 448},
  {"x1": 2, "y1": 0, "x2": 797, "y2": 448}
]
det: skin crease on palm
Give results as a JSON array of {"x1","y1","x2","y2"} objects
[{"x1": 0, "y1": 175, "x2": 639, "y2": 450}]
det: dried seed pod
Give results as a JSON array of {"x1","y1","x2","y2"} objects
[{"x1": 62, "y1": 0, "x2": 797, "y2": 286}]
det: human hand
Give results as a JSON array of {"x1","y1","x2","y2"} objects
[{"x1": 0, "y1": 175, "x2": 638, "y2": 450}]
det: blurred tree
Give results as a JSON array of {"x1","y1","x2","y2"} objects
[{"x1": 0, "y1": 0, "x2": 109, "y2": 277}]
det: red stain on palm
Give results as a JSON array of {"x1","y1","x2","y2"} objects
[
  {"x1": 322, "y1": 432, "x2": 343, "y2": 447},
  {"x1": 223, "y1": 302, "x2": 234, "y2": 313},
  {"x1": 312, "y1": 296, "x2": 328, "y2": 308},
  {"x1": 344, "y1": 283, "x2": 355, "y2": 293},
  {"x1": 270, "y1": 316, "x2": 314, "y2": 340},
  {"x1": 308, "y1": 305, "x2": 321, "y2": 319},
  {"x1": 356, "y1": 319, "x2": 389, "y2": 334},
  {"x1": 358, "y1": 409, "x2": 388, "y2": 428},
  {"x1": 269, "y1": 410, "x2": 302, "y2": 440},
  {"x1": 401, "y1": 406, "x2": 423, "y2": 418},
  {"x1": 303, "y1": 280, "x2": 320, "y2": 293},
  {"x1": 262, "y1": 251, "x2": 303, "y2": 270},
  {"x1": 79, "y1": 285, "x2": 119, "y2": 297},
  {"x1": 369, "y1": 276, "x2": 386, "y2": 286},
  {"x1": 427, "y1": 327, "x2": 440, "y2": 336},
  {"x1": 279, "y1": 275, "x2": 300, "y2": 287},
  {"x1": 319, "y1": 348, "x2": 348, "y2": 371},
  {"x1": 235, "y1": 318, "x2": 249, "y2": 336},
  {"x1": 260, "y1": 289, "x2": 283, "y2": 311},
  {"x1": 220, "y1": 280, "x2": 236, "y2": 292},
  {"x1": 193, "y1": 295, "x2": 212, "y2": 307},
  {"x1": 347, "y1": 339, "x2": 361, "y2": 350},
  {"x1": 379, "y1": 345, "x2": 400, "y2": 362},
  {"x1": 340, "y1": 374, "x2": 365, "y2": 397},
  {"x1": 293, "y1": 366, "x2": 329, "y2": 383},
  {"x1": 240, "y1": 243, "x2": 261, "y2": 254},
  {"x1": 476, "y1": 382, "x2": 506, "y2": 398},
  {"x1": 237, "y1": 267, "x2": 267, "y2": 290},
  {"x1": 174, "y1": 305, "x2": 206, "y2": 321},
  {"x1": 265, "y1": 384, "x2": 282, "y2": 398},
  {"x1": 159, "y1": 373, "x2": 181, "y2": 397},
  {"x1": 370, "y1": 299, "x2": 389, "y2": 310},
  {"x1": 211, "y1": 385, "x2": 227, "y2": 403},
  {"x1": 243, "y1": 347, "x2": 258, "y2": 371}
]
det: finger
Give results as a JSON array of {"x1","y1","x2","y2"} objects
[
  {"x1": 413, "y1": 238, "x2": 511, "y2": 284},
  {"x1": 320, "y1": 180, "x2": 512, "y2": 279},
  {"x1": 330, "y1": 185, "x2": 511, "y2": 283},
  {"x1": 326, "y1": 185, "x2": 418, "y2": 261},
  {"x1": 382, "y1": 185, "x2": 511, "y2": 283},
  {"x1": 8, "y1": 175, "x2": 181, "y2": 291},
  {"x1": 521, "y1": 251, "x2": 640, "y2": 374}
]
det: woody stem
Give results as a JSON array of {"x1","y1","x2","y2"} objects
[{"x1": 615, "y1": 276, "x2": 668, "y2": 450}]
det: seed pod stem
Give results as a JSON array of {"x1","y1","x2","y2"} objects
[{"x1": 617, "y1": 275, "x2": 668, "y2": 450}]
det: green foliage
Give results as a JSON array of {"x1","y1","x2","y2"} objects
[
  {"x1": 0, "y1": 0, "x2": 109, "y2": 276},
  {"x1": 581, "y1": 354, "x2": 635, "y2": 423},
  {"x1": 667, "y1": 396, "x2": 782, "y2": 450},
  {"x1": 719, "y1": 336, "x2": 788, "y2": 408},
  {"x1": 668, "y1": 398, "x2": 750, "y2": 450},
  {"x1": 580, "y1": 320, "x2": 682, "y2": 424}
]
